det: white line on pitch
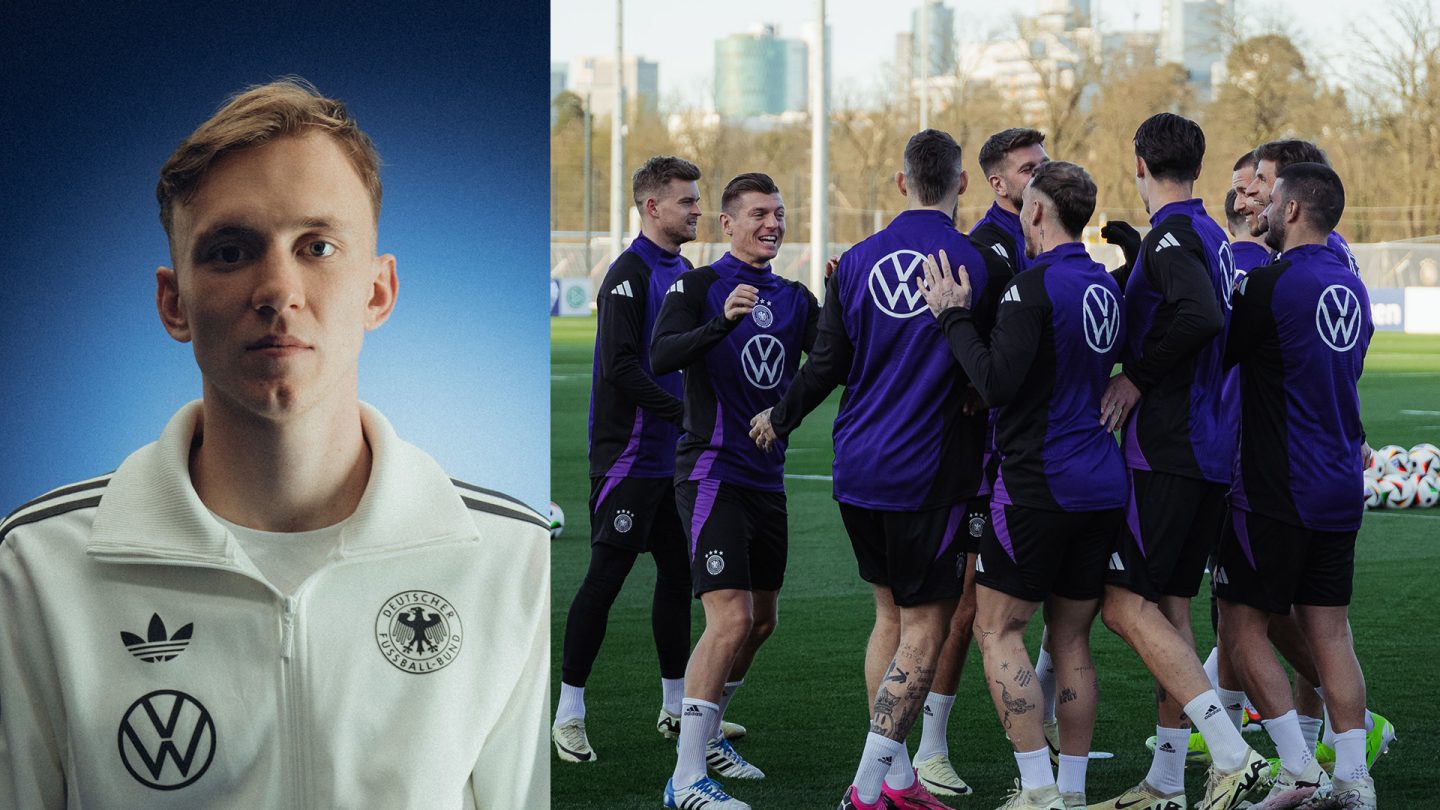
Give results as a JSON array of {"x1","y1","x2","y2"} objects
[
  {"x1": 1400, "y1": 409, "x2": 1440, "y2": 415},
  {"x1": 1366, "y1": 511, "x2": 1440, "y2": 521},
  {"x1": 784, "y1": 474, "x2": 834, "y2": 481}
]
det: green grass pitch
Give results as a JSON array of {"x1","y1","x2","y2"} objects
[{"x1": 550, "y1": 318, "x2": 1439, "y2": 808}]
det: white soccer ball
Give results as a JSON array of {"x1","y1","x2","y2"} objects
[
  {"x1": 1414, "y1": 474, "x2": 1440, "y2": 509},
  {"x1": 1363, "y1": 477, "x2": 1384, "y2": 509},
  {"x1": 549, "y1": 501, "x2": 565, "y2": 539},
  {"x1": 1363, "y1": 465, "x2": 1381, "y2": 481},
  {"x1": 1364, "y1": 451, "x2": 1384, "y2": 477},
  {"x1": 1409, "y1": 443, "x2": 1440, "y2": 476},
  {"x1": 1374, "y1": 445, "x2": 1411, "y2": 476},
  {"x1": 1379, "y1": 473, "x2": 1417, "y2": 509}
]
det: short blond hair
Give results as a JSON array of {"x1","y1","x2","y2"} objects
[{"x1": 157, "y1": 77, "x2": 382, "y2": 239}]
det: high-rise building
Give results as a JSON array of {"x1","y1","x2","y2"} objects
[
  {"x1": 715, "y1": 24, "x2": 809, "y2": 119},
  {"x1": 899, "y1": 0, "x2": 955, "y2": 80},
  {"x1": 567, "y1": 55, "x2": 659, "y2": 118},
  {"x1": 1161, "y1": 0, "x2": 1227, "y2": 99}
]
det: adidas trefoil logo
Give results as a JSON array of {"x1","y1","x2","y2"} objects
[
  {"x1": 610, "y1": 279, "x2": 635, "y2": 297},
  {"x1": 1154, "y1": 232, "x2": 1180, "y2": 252},
  {"x1": 121, "y1": 613, "x2": 193, "y2": 663}
]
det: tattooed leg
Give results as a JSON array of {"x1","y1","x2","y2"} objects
[
  {"x1": 975, "y1": 583, "x2": 1046, "y2": 752},
  {"x1": 1044, "y1": 594, "x2": 1102, "y2": 757},
  {"x1": 867, "y1": 600, "x2": 953, "y2": 742}
]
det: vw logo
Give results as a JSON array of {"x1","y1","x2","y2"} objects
[
  {"x1": 117, "y1": 690, "x2": 217, "y2": 791},
  {"x1": 1082, "y1": 284, "x2": 1120, "y2": 353},
  {"x1": 1315, "y1": 284, "x2": 1361, "y2": 351},
  {"x1": 868, "y1": 250, "x2": 930, "y2": 319},
  {"x1": 1217, "y1": 241, "x2": 1237, "y2": 310},
  {"x1": 741, "y1": 333, "x2": 786, "y2": 390}
]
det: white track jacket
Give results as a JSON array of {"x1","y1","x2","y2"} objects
[{"x1": 0, "y1": 403, "x2": 550, "y2": 809}]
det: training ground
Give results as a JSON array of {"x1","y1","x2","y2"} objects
[{"x1": 551, "y1": 318, "x2": 1438, "y2": 808}]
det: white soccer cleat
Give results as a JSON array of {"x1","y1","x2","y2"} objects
[
  {"x1": 705, "y1": 736, "x2": 765, "y2": 779},
  {"x1": 1298, "y1": 775, "x2": 1374, "y2": 810},
  {"x1": 1089, "y1": 780, "x2": 1187, "y2": 809},
  {"x1": 1254, "y1": 756, "x2": 1330, "y2": 809},
  {"x1": 1060, "y1": 791, "x2": 1087, "y2": 810},
  {"x1": 915, "y1": 753, "x2": 973, "y2": 796},
  {"x1": 1196, "y1": 748, "x2": 1269, "y2": 810},
  {"x1": 552, "y1": 717, "x2": 595, "y2": 763},
  {"x1": 993, "y1": 779, "x2": 1065, "y2": 810},
  {"x1": 1043, "y1": 718, "x2": 1061, "y2": 766},
  {"x1": 664, "y1": 776, "x2": 752, "y2": 809}
]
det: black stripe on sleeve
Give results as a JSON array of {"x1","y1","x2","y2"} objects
[
  {"x1": 4, "y1": 475, "x2": 112, "y2": 524},
  {"x1": 459, "y1": 496, "x2": 550, "y2": 531},
  {"x1": 0, "y1": 495, "x2": 104, "y2": 546}
]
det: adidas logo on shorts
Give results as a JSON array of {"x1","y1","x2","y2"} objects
[
  {"x1": 1214, "y1": 567, "x2": 1229, "y2": 585},
  {"x1": 975, "y1": 555, "x2": 985, "y2": 573},
  {"x1": 1108, "y1": 552, "x2": 1125, "y2": 571}
]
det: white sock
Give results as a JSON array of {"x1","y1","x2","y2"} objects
[
  {"x1": 884, "y1": 742, "x2": 915, "y2": 790},
  {"x1": 1364, "y1": 709, "x2": 1375, "y2": 732},
  {"x1": 555, "y1": 682, "x2": 585, "y2": 724},
  {"x1": 1203, "y1": 646, "x2": 1220, "y2": 691},
  {"x1": 1015, "y1": 746, "x2": 1054, "y2": 790},
  {"x1": 661, "y1": 677, "x2": 685, "y2": 716},
  {"x1": 1036, "y1": 648, "x2": 1057, "y2": 722},
  {"x1": 1217, "y1": 686, "x2": 1248, "y2": 732},
  {"x1": 1298, "y1": 715, "x2": 1324, "y2": 755},
  {"x1": 854, "y1": 732, "x2": 904, "y2": 804},
  {"x1": 1184, "y1": 690, "x2": 1249, "y2": 771},
  {"x1": 1146, "y1": 726, "x2": 1188, "y2": 796},
  {"x1": 715, "y1": 679, "x2": 743, "y2": 732},
  {"x1": 1057, "y1": 753, "x2": 1089, "y2": 796},
  {"x1": 915, "y1": 692, "x2": 956, "y2": 762},
  {"x1": 672, "y1": 699, "x2": 717, "y2": 788},
  {"x1": 1332, "y1": 727, "x2": 1369, "y2": 782},
  {"x1": 1266, "y1": 710, "x2": 1313, "y2": 776}
]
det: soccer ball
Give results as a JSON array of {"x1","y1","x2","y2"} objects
[
  {"x1": 1409, "y1": 443, "x2": 1440, "y2": 476},
  {"x1": 1373, "y1": 445, "x2": 1411, "y2": 476},
  {"x1": 1379, "y1": 473, "x2": 1417, "y2": 509},
  {"x1": 1364, "y1": 452, "x2": 1383, "y2": 477},
  {"x1": 1414, "y1": 474, "x2": 1440, "y2": 509},
  {"x1": 1363, "y1": 464, "x2": 1381, "y2": 481},
  {"x1": 1363, "y1": 477, "x2": 1384, "y2": 509},
  {"x1": 1359, "y1": 475, "x2": 1382, "y2": 507},
  {"x1": 549, "y1": 501, "x2": 565, "y2": 539}
]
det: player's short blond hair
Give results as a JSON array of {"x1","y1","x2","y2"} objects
[{"x1": 157, "y1": 77, "x2": 382, "y2": 240}]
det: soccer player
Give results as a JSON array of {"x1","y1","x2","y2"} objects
[
  {"x1": 750, "y1": 129, "x2": 999, "y2": 810},
  {"x1": 1216, "y1": 162, "x2": 1376, "y2": 809},
  {"x1": 652, "y1": 172, "x2": 818, "y2": 810},
  {"x1": 0, "y1": 79, "x2": 549, "y2": 808},
  {"x1": 1242, "y1": 140, "x2": 1361, "y2": 275},
  {"x1": 553, "y1": 156, "x2": 715, "y2": 763},
  {"x1": 1226, "y1": 190, "x2": 1272, "y2": 274},
  {"x1": 970, "y1": 128, "x2": 1049, "y2": 275},
  {"x1": 1092, "y1": 113, "x2": 1267, "y2": 810},
  {"x1": 920, "y1": 160, "x2": 1125, "y2": 810}
]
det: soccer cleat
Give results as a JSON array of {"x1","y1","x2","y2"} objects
[
  {"x1": 664, "y1": 776, "x2": 752, "y2": 809},
  {"x1": 1089, "y1": 781, "x2": 1187, "y2": 810},
  {"x1": 1363, "y1": 712, "x2": 1396, "y2": 768},
  {"x1": 1298, "y1": 775, "x2": 1374, "y2": 810},
  {"x1": 915, "y1": 753, "x2": 973, "y2": 796},
  {"x1": 552, "y1": 717, "x2": 595, "y2": 763},
  {"x1": 993, "y1": 779, "x2": 1065, "y2": 810},
  {"x1": 1242, "y1": 707, "x2": 1264, "y2": 733},
  {"x1": 1043, "y1": 718, "x2": 1061, "y2": 765},
  {"x1": 1145, "y1": 731, "x2": 1213, "y2": 767},
  {"x1": 657, "y1": 708, "x2": 747, "y2": 741},
  {"x1": 1252, "y1": 755, "x2": 1329, "y2": 809},
  {"x1": 837, "y1": 784, "x2": 885, "y2": 810},
  {"x1": 658, "y1": 709, "x2": 683, "y2": 739},
  {"x1": 1060, "y1": 792, "x2": 1086, "y2": 810},
  {"x1": 705, "y1": 736, "x2": 765, "y2": 779},
  {"x1": 882, "y1": 771, "x2": 958, "y2": 809},
  {"x1": 1196, "y1": 748, "x2": 1268, "y2": 810}
]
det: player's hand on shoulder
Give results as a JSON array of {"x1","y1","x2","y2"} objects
[
  {"x1": 749, "y1": 407, "x2": 777, "y2": 451},
  {"x1": 824, "y1": 255, "x2": 841, "y2": 278},
  {"x1": 1099, "y1": 371, "x2": 1141, "y2": 432},
  {"x1": 919, "y1": 249, "x2": 971, "y2": 315},
  {"x1": 725, "y1": 284, "x2": 759, "y2": 321}
]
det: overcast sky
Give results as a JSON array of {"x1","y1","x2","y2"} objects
[{"x1": 552, "y1": 0, "x2": 1382, "y2": 107}]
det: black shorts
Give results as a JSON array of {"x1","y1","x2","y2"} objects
[
  {"x1": 839, "y1": 502, "x2": 965, "y2": 608},
  {"x1": 590, "y1": 476, "x2": 684, "y2": 554},
  {"x1": 1214, "y1": 508, "x2": 1356, "y2": 614},
  {"x1": 962, "y1": 496, "x2": 990, "y2": 554},
  {"x1": 1106, "y1": 469, "x2": 1227, "y2": 601},
  {"x1": 976, "y1": 502, "x2": 1121, "y2": 602},
  {"x1": 675, "y1": 479, "x2": 787, "y2": 596}
]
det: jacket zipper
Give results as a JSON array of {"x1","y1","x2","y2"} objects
[{"x1": 281, "y1": 595, "x2": 305, "y2": 808}]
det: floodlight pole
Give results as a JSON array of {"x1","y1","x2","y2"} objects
[
  {"x1": 610, "y1": 0, "x2": 625, "y2": 262},
  {"x1": 809, "y1": 0, "x2": 829, "y2": 293},
  {"x1": 583, "y1": 91, "x2": 593, "y2": 273},
  {"x1": 919, "y1": 0, "x2": 929, "y2": 130}
]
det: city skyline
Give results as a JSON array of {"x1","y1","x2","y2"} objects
[{"x1": 551, "y1": 0, "x2": 1376, "y2": 109}]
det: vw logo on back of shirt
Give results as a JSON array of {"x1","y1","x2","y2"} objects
[
  {"x1": 741, "y1": 333, "x2": 786, "y2": 389},
  {"x1": 1217, "y1": 241, "x2": 1238, "y2": 310},
  {"x1": 1316, "y1": 284, "x2": 1361, "y2": 351},
  {"x1": 1082, "y1": 284, "x2": 1119, "y2": 353},
  {"x1": 868, "y1": 250, "x2": 930, "y2": 319}
]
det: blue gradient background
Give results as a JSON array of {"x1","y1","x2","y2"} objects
[{"x1": 1, "y1": 4, "x2": 550, "y2": 512}]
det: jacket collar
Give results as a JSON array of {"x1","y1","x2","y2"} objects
[{"x1": 88, "y1": 401, "x2": 476, "y2": 564}]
